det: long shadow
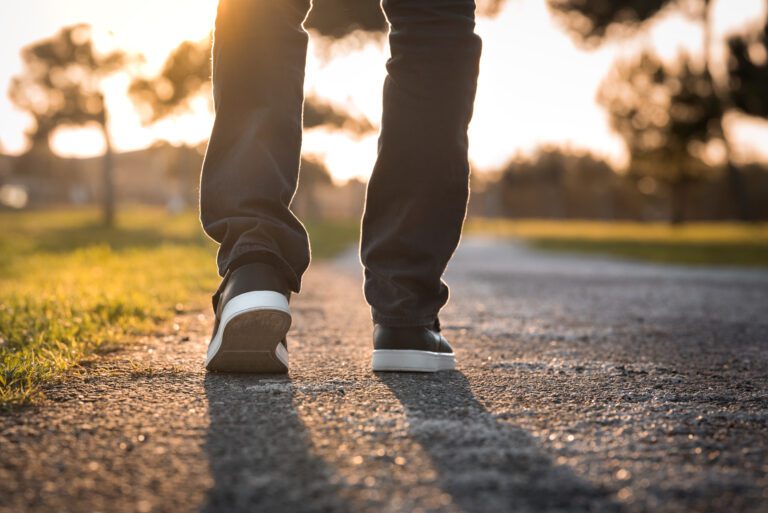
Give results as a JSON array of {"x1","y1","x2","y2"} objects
[
  {"x1": 203, "y1": 374, "x2": 351, "y2": 513},
  {"x1": 380, "y1": 371, "x2": 624, "y2": 513}
]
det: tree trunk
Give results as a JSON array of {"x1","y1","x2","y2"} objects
[
  {"x1": 100, "y1": 123, "x2": 115, "y2": 227},
  {"x1": 670, "y1": 181, "x2": 686, "y2": 225},
  {"x1": 702, "y1": 0, "x2": 751, "y2": 221},
  {"x1": 724, "y1": 159, "x2": 750, "y2": 220}
]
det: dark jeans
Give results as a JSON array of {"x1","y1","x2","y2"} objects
[{"x1": 200, "y1": 0, "x2": 482, "y2": 327}]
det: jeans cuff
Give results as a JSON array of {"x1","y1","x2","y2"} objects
[
  {"x1": 371, "y1": 310, "x2": 438, "y2": 328},
  {"x1": 222, "y1": 244, "x2": 301, "y2": 293}
]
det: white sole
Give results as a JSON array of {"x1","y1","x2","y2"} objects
[
  {"x1": 205, "y1": 291, "x2": 292, "y2": 373},
  {"x1": 371, "y1": 349, "x2": 456, "y2": 373}
]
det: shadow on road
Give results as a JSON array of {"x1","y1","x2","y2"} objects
[
  {"x1": 379, "y1": 371, "x2": 623, "y2": 513},
  {"x1": 203, "y1": 374, "x2": 350, "y2": 513}
]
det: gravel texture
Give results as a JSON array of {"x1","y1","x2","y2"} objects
[{"x1": 2, "y1": 237, "x2": 767, "y2": 513}]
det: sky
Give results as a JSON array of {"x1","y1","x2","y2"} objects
[{"x1": 1, "y1": 0, "x2": 766, "y2": 183}]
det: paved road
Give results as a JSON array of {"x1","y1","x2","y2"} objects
[{"x1": 2, "y1": 237, "x2": 767, "y2": 513}]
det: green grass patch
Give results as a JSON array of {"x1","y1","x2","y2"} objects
[
  {"x1": 0, "y1": 207, "x2": 358, "y2": 407},
  {"x1": 307, "y1": 219, "x2": 359, "y2": 260},
  {"x1": 466, "y1": 218, "x2": 768, "y2": 267}
]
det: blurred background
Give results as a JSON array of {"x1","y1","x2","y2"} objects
[{"x1": 1, "y1": 0, "x2": 767, "y2": 224}]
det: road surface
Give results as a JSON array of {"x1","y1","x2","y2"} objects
[{"x1": 2, "y1": 237, "x2": 767, "y2": 513}]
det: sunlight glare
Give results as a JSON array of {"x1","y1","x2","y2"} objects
[{"x1": 1, "y1": 0, "x2": 767, "y2": 181}]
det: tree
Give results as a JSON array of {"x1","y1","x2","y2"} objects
[
  {"x1": 129, "y1": 40, "x2": 212, "y2": 124},
  {"x1": 128, "y1": 36, "x2": 367, "y2": 214},
  {"x1": 129, "y1": 38, "x2": 374, "y2": 135},
  {"x1": 598, "y1": 51, "x2": 722, "y2": 222},
  {"x1": 728, "y1": 18, "x2": 768, "y2": 120},
  {"x1": 8, "y1": 24, "x2": 128, "y2": 225},
  {"x1": 128, "y1": 1, "x2": 509, "y2": 200},
  {"x1": 547, "y1": 0, "x2": 761, "y2": 220},
  {"x1": 547, "y1": 0, "x2": 671, "y2": 47},
  {"x1": 130, "y1": 0, "x2": 513, "y2": 130}
]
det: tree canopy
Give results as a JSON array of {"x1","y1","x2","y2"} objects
[
  {"x1": 130, "y1": 40, "x2": 212, "y2": 124},
  {"x1": 129, "y1": 37, "x2": 374, "y2": 134},
  {"x1": 598, "y1": 52, "x2": 722, "y2": 182},
  {"x1": 547, "y1": 0, "x2": 673, "y2": 46},
  {"x1": 9, "y1": 24, "x2": 127, "y2": 152},
  {"x1": 728, "y1": 18, "x2": 768, "y2": 119},
  {"x1": 8, "y1": 24, "x2": 130, "y2": 224}
]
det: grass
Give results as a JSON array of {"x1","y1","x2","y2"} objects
[
  {"x1": 0, "y1": 207, "x2": 359, "y2": 407},
  {"x1": 466, "y1": 218, "x2": 768, "y2": 267},
  {"x1": 6, "y1": 209, "x2": 760, "y2": 407}
]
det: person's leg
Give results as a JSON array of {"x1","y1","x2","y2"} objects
[
  {"x1": 201, "y1": 0, "x2": 312, "y2": 373},
  {"x1": 361, "y1": 0, "x2": 482, "y2": 328},
  {"x1": 201, "y1": 0, "x2": 312, "y2": 293}
]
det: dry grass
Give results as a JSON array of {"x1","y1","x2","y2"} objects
[{"x1": 467, "y1": 218, "x2": 768, "y2": 267}]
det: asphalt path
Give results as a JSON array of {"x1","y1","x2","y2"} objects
[{"x1": 2, "y1": 237, "x2": 767, "y2": 513}]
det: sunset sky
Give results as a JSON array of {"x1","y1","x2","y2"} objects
[{"x1": 1, "y1": 0, "x2": 766, "y2": 183}]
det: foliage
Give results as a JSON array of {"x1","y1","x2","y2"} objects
[
  {"x1": 546, "y1": 0, "x2": 672, "y2": 46},
  {"x1": 302, "y1": 97, "x2": 374, "y2": 134},
  {"x1": 547, "y1": 0, "x2": 767, "y2": 221},
  {"x1": 476, "y1": 0, "x2": 512, "y2": 17},
  {"x1": 728, "y1": 18, "x2": 768, "y2": 119},
  {"x1": 8, "y1": 24, "x2": 127, "y2": 151},
  {"x1": 502, "y1": 147, "x2": 615, "y2": 183},
  {"x1": 597, "y1": 51, "x2": 722, "y2": 186},
  {"x1": 300, "y1": 157, "x2": 334, "y2": 187},
  {"x1": 8, "y1": 24, "x2": 133, "y2": 225},
  {"x1": 129, "y1": 0, "x2": 511, "y2": 129},
  {"x1": 128, "y1": 38, "x2": 374, "y2": 134},
  {"x1": 130, "y1": 39, "x2": 213, "y2": 123}
]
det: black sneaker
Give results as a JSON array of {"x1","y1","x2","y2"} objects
[
  {"x1": 371, "y1": 320, "x2": 456, "y2": 372},
  {"x1": 205, "y1": 262, "x2": 292, "y2": 373}
]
